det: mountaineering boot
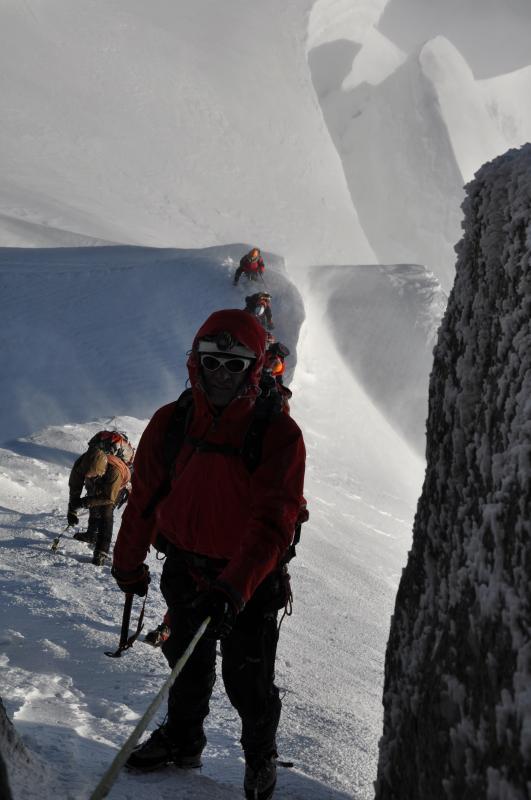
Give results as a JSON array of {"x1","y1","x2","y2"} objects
[
  {"x1": 244, "y1": 754, "x2": 277, "y2": 800},
  {"x1": 73, "y1": 530, "x2": 96, "y2": 545},
  {"x1": 91, "y1": 550, "x2": 108, "y2": 566},
  {"x1": 126, "y1": 725, "x2": 206, "y2": 771},
  {"x1": 144, "y1": 623, "x2": 171, "y2": 647}
]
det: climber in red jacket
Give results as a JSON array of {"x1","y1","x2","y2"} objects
[{"x1": 112, "y1": 308, "x2": 306, "y2": 800}]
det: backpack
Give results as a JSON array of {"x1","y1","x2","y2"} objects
[
  {"x1": 88, "y1": 430, "x2": 135, "y2": 468},
  {"x1": 106, "y1": 453, "x2": 132, "y2": 489},
  {"x1": 143, "y1": 384, "x2": 307, "y2": 562}
]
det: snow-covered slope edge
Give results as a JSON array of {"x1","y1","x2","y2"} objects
[
  {"x1": 309, "y1": 263, "x2": 446, "y2": 455},
  {"x1": 0, "y1": 245, "x2": 303, "y2": 442},
  {"x1": 375, "y1": 146, "x2": 531, "y2": 798}
]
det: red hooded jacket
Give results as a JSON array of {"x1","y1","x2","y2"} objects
[
  {"x1": 113, "y1": 309, "x2": 306, "y2": 605},
  {"x1": 240, "y1": 254, "x2": 265, "y2": 275}
]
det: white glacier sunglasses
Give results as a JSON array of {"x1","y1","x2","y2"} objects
[{"x1": 200, "y1": 353, "x2": 254, "y2": 374}]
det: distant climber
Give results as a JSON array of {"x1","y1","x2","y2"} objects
[
  {"x1": 244, "y1": 292, "x2": 274, "y2": 330},
  {"x1": 233, "y1": 247, "x2": 265, "y2": 285},
  {"x1": 67, "y1": 436, "x2": 132, "y2": 566},
  {"x1": 265, "y1": 341, "x2": 292, "y2": 412}
]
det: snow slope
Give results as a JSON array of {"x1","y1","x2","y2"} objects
[
  {"x1": 308, "y1": 263, "x2": 446, "y2": 455},
  {"x1": 307, "y1": 0, "x2": 388, "y2": 50},
  {"x1": 0, "y1": 0, "x2": 374, "y2": 266},
  {"x1": 0, "y1": 244, "x2": 303, "y2": 441},
  {"x1": 480, "y1": 64, "x2": 531, "y2": 152},
  {"x1": 1, "y1": 243, "x2": 426, "y2": 800}
]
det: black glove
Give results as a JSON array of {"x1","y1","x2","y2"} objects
[
  {"x1": 190, "y1": 587, "x2": 238, "y2": 640},
  {"x1": 67, "y1": 511, "x2": 79, "y2": 527},
  {"x1": 115, "y1": 487, "x2": 130, "y2": 509},
  {"x1": 111, "y1": 564, "x2": 151, "y2": 597}
]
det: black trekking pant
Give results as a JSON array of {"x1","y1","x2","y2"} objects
[
  {"x1": 86, "y1": 505, "x2": 114, "y2": 554},
  {"x1": 160, "y1": 548, "x2": 283, "y2": 758},
  {"x1": 234, "y1": 265, "x2": 260, "y2": 284}
]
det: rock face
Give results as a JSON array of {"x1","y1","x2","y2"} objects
[
  {"x1": 375, "y1": 145, "x2": 531, "y2": 800},
  {"x1": 0, "y1": 697, "x2": 20, "y2": 800},
  {"x1": 0, "y1": 695, "x2": 48, "y2": 800}
]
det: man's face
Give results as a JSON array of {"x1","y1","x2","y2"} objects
[{"x1": 200, "y1": 353, "x2": 253, "y2": 408}]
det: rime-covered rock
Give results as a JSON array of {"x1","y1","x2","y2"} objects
[
  {"x1": 0, "y1": 697, "x2": 22, "y2": 800},
  {"x1": 0, "y1": 695, "x2": 49, "y2": 800},
  {"x1": 375, "y1": 145, "x2": 531, "y2": 800}
]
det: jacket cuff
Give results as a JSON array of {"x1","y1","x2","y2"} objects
[
  {"x1": 212, "y1": 579, "x2": 245, "y2": 613},
  {"x1": 111, "y1": 564, "x2": 145, "y2": 581}
]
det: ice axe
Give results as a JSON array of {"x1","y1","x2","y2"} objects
[
  {"x1": 89, "y1": 616, "x2": 211, "y2": 800},
  {"x1": 105, "y1": 592, "x2": 147, "y2": 658},
  {"x1": 50, "y1": 524, "x2": 73, "y2": 552},
  {"x1": 259, "y1": 271, "x2": 270, "y2": 291}
]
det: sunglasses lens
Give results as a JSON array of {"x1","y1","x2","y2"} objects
[
  {"x1": 201, "y1": 355, "x2": 220, "y2": 372},
  {"x1": 224, "y1": 358, "x2": 247, "y2": 373},
  {"x1": 200, "y1": 354, "x2": 250, "y2": 373}
]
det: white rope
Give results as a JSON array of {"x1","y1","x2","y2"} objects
[{"x1": 89, "y1": 616, "x2": 211, "y2": 800}]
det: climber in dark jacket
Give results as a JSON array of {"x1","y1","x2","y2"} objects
[
  {"x1": 112, "y1": 309, "x2": 306, "y2": 800},
  {"x1": 244, "y1": 292, "x2": 274, "y2": 330},
  {"x1": 68, "y1": 448, "x2": 130, "y2": 565}
]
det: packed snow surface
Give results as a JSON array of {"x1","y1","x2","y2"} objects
[{"x1": 1, "y1": 244, "x2": 425, "y2": 799}]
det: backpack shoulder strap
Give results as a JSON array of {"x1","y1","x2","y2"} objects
[
  {"x1": 161, "y1": 389, "x2": 194, "y2": 470},
  {"x1": 241, "y1": 385, "x2": 282, "y2": 473},
  {"x1": 141, "y1": 390, "x2": 194, "y2": 520}
]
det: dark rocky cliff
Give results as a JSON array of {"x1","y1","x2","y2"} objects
[
  {"x1": 1, "y1": 696, "x2": 24, "y2": 800},
  {"x1": 375, "y1": 145, "x2": 531, "y2": 800}
]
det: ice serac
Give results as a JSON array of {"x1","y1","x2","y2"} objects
[
  {"x1": 309, "y1": 39, "x2": 465, "y2": 292},
  {"x1": 375, "y1": 145, "x2": 531, "y2": 800},
  {"x1": 308, "y1": 28, "x2": 531, "y2": 293},
  {"x1": 419, "y1": 37, "x2": 508, "y2": 183},
  {"x1": 378, "y1": 0, "x2": 531, "y2": 79}
]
